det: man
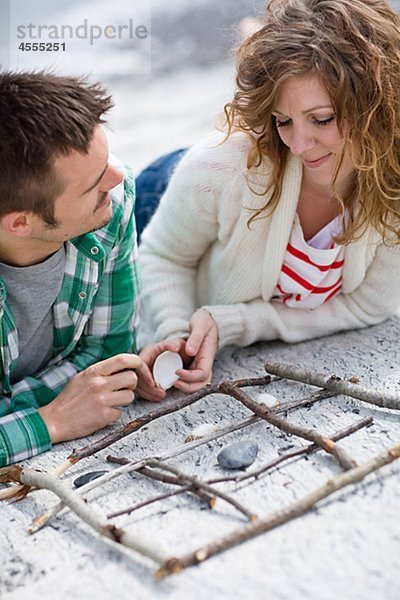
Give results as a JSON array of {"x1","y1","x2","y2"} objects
[{"x1": 0, "y1": 71, "x2": 141, "y2": 467}]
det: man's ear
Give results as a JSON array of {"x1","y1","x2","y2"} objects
[{"x1": 0, "y1": 212, "x2": 34, "y2": 238}]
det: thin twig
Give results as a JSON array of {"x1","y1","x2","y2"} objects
[
  {"x1": 155, "y1": 443, "x2": 400, "y2": 577},
  {"x1": 265, "y1": 362, "x2": 400, "y2": 410},
  {"x1": 221, "y1": 382, "x2": 357, "y2": 471},
  {"x1": 146, "y1": 460, "x2": 257, "y2": 522},
  {"x1": 106, "y1": 456, "x2": 215, "y2": 510},
  {"x1": 0, "y1": 465, "x2": 167, "y2": 564},
  {"x1": 107, "y1": 485, "x2": 192, "y2": 519}
]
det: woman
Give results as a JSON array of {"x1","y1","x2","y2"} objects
[{"x1": 136, "y1": 0, "x2": 400, "y2": 401}]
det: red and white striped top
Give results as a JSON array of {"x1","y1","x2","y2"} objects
[{"x1": 272, "y1": 213, "x2": 345, "y2": 309}]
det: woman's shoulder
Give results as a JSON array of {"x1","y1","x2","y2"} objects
[{"x1": 175, "y1": 129, "x2": 256, "y2": 178}]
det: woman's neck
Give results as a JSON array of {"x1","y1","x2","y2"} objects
[{"x1": 297, "y1": 177, "x2": 343, "y2": 241}]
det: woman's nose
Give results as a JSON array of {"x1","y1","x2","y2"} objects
[{"x1": 289, "y1": 126, "x2": 317, "y2": 156}]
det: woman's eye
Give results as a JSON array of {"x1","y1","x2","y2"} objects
[
  {"x1": 275, "y1": 118, "x2": 291, "y2": 128},
  {"x1": 314, "y1": 115, "x2": 335, "y2": 126}
]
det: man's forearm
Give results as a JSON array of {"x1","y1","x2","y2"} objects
[{"x1": 0, "y1": 408, "x2": 51, "y2": 467}]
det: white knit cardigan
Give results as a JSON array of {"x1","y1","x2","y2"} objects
[{"x1": 138, "y1": 130, "x2": 400, "y2": 348}]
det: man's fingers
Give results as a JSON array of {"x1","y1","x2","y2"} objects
[
  {"x1": 106, "y1": 370, "x2": 138, "y2": 391},
  {"x1": 110, "y1": 389, "x2": 135, "y2": 407},
  {"x1": 92, "y1": 353, "x2": 142, "y2": 377}
]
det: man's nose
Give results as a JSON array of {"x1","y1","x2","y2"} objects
[{"x1": 101, "y1": 164, "x2": 124, "y2": 191}]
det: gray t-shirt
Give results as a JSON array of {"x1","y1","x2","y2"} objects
[{"x1": 0, "y1": 246, "x2": 66, "y2": 383}]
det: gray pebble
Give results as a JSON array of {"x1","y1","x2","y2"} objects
[
  {"x1": 73, "y1": 470, "x2": 107, "y2": 488},
  {"x1": 217, "y1": 440, "x2": 259, "y2": 470}
]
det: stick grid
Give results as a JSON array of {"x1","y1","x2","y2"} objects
[{"x1": 1, "y1": 361, "x2": 399, "y2": 578}]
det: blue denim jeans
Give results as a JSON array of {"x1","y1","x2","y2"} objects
[{"x1": 134, "y1": 148, "x2": 188, "y2": 244}]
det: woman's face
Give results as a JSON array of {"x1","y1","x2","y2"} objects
[{"x1": 272, "y1": 75, "x2": 354, "y2": 195}]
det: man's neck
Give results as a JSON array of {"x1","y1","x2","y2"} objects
[{"x1": 0, "y1": 238, "x2": 63, "y2": 267}]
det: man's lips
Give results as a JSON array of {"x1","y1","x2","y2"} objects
[
  {"x1": 95, "y1": 193, "x2": 110, "y2": 211},
  {"x1": 303, "y1": 153, "x2": 332, "y2": 168}
]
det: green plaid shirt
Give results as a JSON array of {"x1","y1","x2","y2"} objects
[{"x1": 0, "y1": 165, "x2": 139, "y2": 466}]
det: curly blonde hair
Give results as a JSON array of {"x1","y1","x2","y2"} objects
[{"x1": 225, "y1": 0, "x2": 400, "y2": 244}]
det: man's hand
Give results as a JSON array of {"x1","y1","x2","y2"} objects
[
  {"x1": 38, "y1": 353, "x2": 141, "y2": 444},
  {"x1": 137, "y1": 309, "x2": 219, "y2": 401}
]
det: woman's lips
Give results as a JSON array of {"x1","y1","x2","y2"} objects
[{"x1": 303, "y1": 154, "x2": 332, "y2": 169}]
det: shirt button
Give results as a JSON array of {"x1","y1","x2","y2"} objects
[
  {"x1": 79, "y1": 291, "x2": 87, "y2": 300},
  {"x1": 90, "y1": 246, "x2": 99, "y2": 255}
]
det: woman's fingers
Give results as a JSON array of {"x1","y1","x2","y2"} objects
[
  {"x1": 173, "y1": 378, "x2": 210, "y2": 393},
  {"x1": 136, "y1": 361, "x2": 166, "y2": 401},
  {"x1": 186, "y1": 310, "x2": 212, "y2": 355}
]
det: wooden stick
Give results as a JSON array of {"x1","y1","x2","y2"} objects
[
  {"x1": 265, "y1": 362, "x2": 400, "y2": 410},
  {"x1": 220, "y1": 382, "x2": 357, "y2": 471},
  {"x1": 0, "y1": 465, "x2": 167, "y2": 564},
  {"x1": 155, "y1": 443, "x2": 400, "y2": 578}
]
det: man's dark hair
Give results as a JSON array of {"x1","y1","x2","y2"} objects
[{"x1": 0, "y1": 71, "x2": 114, "y2": 225}]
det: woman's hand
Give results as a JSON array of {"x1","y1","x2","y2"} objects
[
  {"x1": 174, "y1": 309, "x2": 219, "y2": 393},
  {"x1": 136, "y1": 338, "x2": 187, "y2": 402},
  {"x1": 137, "y1": 309, "x2": 219, "y2": 400}
]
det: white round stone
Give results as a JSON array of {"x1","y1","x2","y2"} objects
[
  {"x1": 256, "y1": 392, "x2": 280, "y2": 408},
  {"x1": 153, "y1": 351, "x2": 183, "y2": 390}
]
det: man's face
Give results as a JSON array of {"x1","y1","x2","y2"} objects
[{"x1": 30, "y1": 125, "x2": 123, "y2": 244}]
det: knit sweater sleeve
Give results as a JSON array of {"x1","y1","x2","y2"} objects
[
  {"x1": 203, "y1": 237, "x2": 400, "y2": 346},
  {"x1": 138, "y1": 133, "x2": 228, "y2": 342}
]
